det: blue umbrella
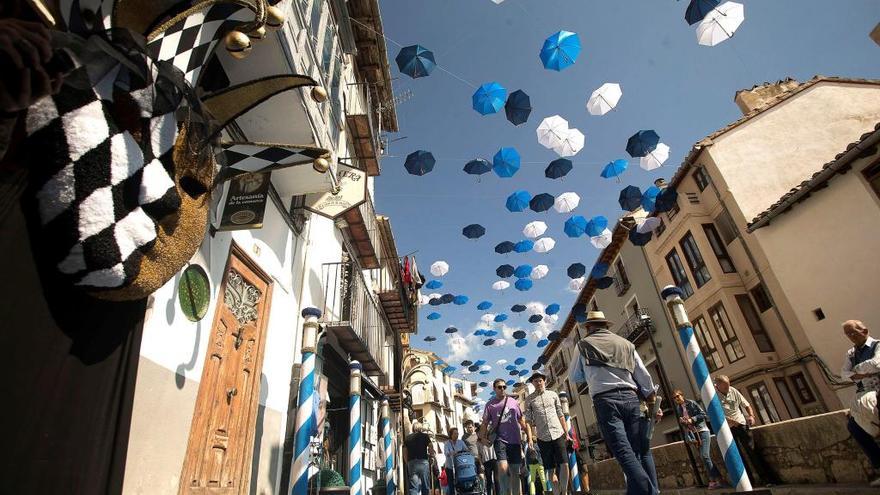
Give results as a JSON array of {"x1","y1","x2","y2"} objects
[
  {"x1": 655, "y1": 188, "x2": 679, "y2": 212},
  {"x1": 480, "y1": 370, "x2": 491, "y2": 375},
  {"x1": 572, "y1": 303, "x2": 587, "y2": 322},
  {"x1": 506, "y1": 190, "x2": 532, "y2": 212},
  {"x1": 586, "y1": 215, "x2": 609, "y2": 237},
  {"x1": 443, "y1": 366, "x2": 456, "y2": 374},
  {"x1": 536, "y1": 355, "x2": 549, "y2": 365},
  {"x1": 395, "y1": 44, "x2": 436, "y2": 78},
  {"x1": 591, "y1": 262, "x2": 610, "y2": 279},
  {"x1": 685, "y1": 0, "x2": 720, "y2": 25},
  {"x1": 445, "y1": 326, "x2": 459, "y2": 334},
  {"x1": 537, "y1": 339, "x2": 549, "y2": 348},
  {"x1": 479, "y1": 382, "x2": 489, "y2": 387},
  {"x1": 517, "y1": 366, "x2": 530, "y2": 375},
  {"x1": 472, "y1": 82, "x2": 507, "y2": 115},
  {"x1": 514, "y1": 264, "x2": 533, "y2": 278},
  {"x1": 463, "y1": 224, "x2": 486, "y2": 239},
  {"x1": 567, "y1": 263, "x2": 586, "y2": 279},
  {"x1": 626, "y1": 130, "x2": 660, "y2": 158},
  {"x1": 493, "y1": 147, "x2": 521, "y2": 178},
  {"x1": 546, "y1": 303, "x2": 560, "y2": 315},
  {"x1": 515, "y1": 279, "x2": 533, "y2": 291},
  {"x1": 532, "y1": 363, "x2": 543, "y2": 370},
  {"x1": 642, "y1": 186, "x2": 661, "y2": 211},
  {"x1": 494, "y1": 313, "x2": 509, "y2": 322},
  {"x1": 434, "y1": 359, "x2": 445, "y2": 366},
  {"x1": 528, "y1": 314, "x2": 543, "y2": 323},
  {"x1": 477, "y1": 300, "x2": 493, "y2": 310},
  {"x1": 495, "y1": 241, "x2": 515, "y2": 254},
  {"x1": 429, "y1": 298, "x2": 441, "y2": 306},
  {"x1": 504, "y1": 89, "x2": 532, "y2": 126},
  {"x1": 464, "y1": 159, "x2": 492, "y2": 176},
  {"x1": 515, "y1": 339, "x2": 528, "y2": 348},
  {"x1": 425, "y1": 280, "x2": 443, "y2": 289},
  {"x1": 511, "y1": 304, "x2": 527, "y2": 313},
  {"x1": 629, "y1": 228, "x2": 653, "y2": 246},
  {"x1": 514, "y1": 240, "x2": 534, "y2": 253},
  {"x1": 440, "y1": 294, "x2": 454, "y2": 304},
  {"x1": 596, "y1": 276, "x2": 615, "y2": 289},
  {"x1": 601, "y1": 159, "x2": 629, "y2": 179},
  {"x1": 424, "y1": 336, "x2": 437, "y2": 342},
  {"x1": 619, "y1": 185, "x2": 643, "y2": 211},
  {"x1": 506, "y1": 379, "x2": 516, "y2": 386},
  {"x1": 505, "y1": 365, "x2": 517, "y2": 371},
  {"x1": 513, "y1": 330, "x2": 527, "y2": 339},
  {"x1": 529, "y1": 193, "x2": 555, "y2": 212},
  {"x1": 474, "y1": 329, "x2": 485, "y2": 336},
  {"x1": 427, "y1": 312, "x2": 441, "y2": 320},
  {"x1": 564, "y1": 215, "x2": 588, "y2": 238},
  {"x1": 484, "y1": 330, "x2": 499, "y2": 337},
  {"x1": 496, "y1": 264, "x2": 515, "y2": 278},
  {"x1": 453, "y1": 295, "x2": 469, "y2": 305},
  {"x1": 515, "y1": 357, "x2": 527, "y2": 365},
  {"x1": 474, "y1": 359, "x2": 486, "y2": 366},
  {"x1": 539, "y1": 30, "x2": 581, "y2": 71},
  {"x1": 404, "y1": 150, "x2": 435, "y2": 176},
  {"x1": 545, "y1": 158, "x2": 573, "y2": 179}
]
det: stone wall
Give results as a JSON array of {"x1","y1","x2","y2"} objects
[{"x1": 587, "y1": 410, "x2": 877, "y2": 490}]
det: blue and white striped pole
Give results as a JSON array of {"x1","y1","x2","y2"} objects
[
  {"x1": 381, "y1": 398, "x2": 396, "y2": 495},
  {"x1": 559, "y1": 392, "x2": 581, "y2": 494},
  {"x1": 662, "y1": 286, "x2": 752, "y2": 492},
  {"x1": 350, "y1": 361, "x2": 364, "y2": 495},
  {"x1": 292, "y1": 307, "x2": 322, "y2": 495}
]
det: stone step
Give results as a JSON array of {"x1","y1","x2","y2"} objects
[{"x1": 594, "y1": 484, "x2": 877, "y2": 495}]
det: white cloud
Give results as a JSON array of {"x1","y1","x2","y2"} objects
[{"x1": 446, "y1": 334, "x2": 478, "y2": 363}]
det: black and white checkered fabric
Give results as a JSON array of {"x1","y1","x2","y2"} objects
[
  {"x1": 216, "y1": 142, "x2": 327, "y2": 182},
  {"x1": 147, "y1": 3, "x2": 253, "y2": 86}
]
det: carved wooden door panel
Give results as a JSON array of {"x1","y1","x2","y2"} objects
[{"x1": 179, "y1": 244, "x2": 273, "y2": 494}]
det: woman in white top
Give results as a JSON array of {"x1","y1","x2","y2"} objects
[{"x1": 443, "y1": 427, "x2": 468, "y2": 495}]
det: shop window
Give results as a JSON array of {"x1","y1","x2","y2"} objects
[
  {"x1": 708, "y1": 302, "x2": 745, "y2": 363},
  {"x1": 735, "y1": 294, "x2": 775, "y2": 353}
]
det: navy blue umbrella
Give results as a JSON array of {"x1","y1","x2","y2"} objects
[
  {"x1": 404, "y1": 150, "x2": 435, "y2": 176},
  {"x1": 479, "y1": 382, "x2": 489, "y2": 387},
  {"x1": 546, "y1": 303, "x2": 560, "y2": 315},
  {"x1": 495, "y1": 241, "x2": 515, "y2": 254},
  {"x1": 629, "y1": 229, "x2": 653, "y2": 246},
  {"x1": 547, "y1": 331, "x2": 561, "y2": 341},
  {"x1": 480, "y1": 370, "x2": 491, "y2": 375},
  {"x1": 596, "y1": 276, "x2": 615, "y2": 289},
  {"x1": 591, "y1": 262, "x2": 610, "y2": 279},
  {"x1": 532, "y1": 361, "x2": 543, "y2": 369},
  {"x1": 536, "y1": 355, "x2": 549, "y2": 365},
  {"x1": 506, "y1": 190, "x2": 532, "y2": 212},
  {"x1": 511, "y1": 304, "x2": 527, "y2": 313},
  {"x1": 515, "y1": 279, "x2": 533, "y2": 291},
  {"x1": 685, "y1": 0, "x2": 720, "y2": 25},
  {"x1": 509, "y1": 370, "x2": 520, "y2": 376},
  {"x1": 514, "y1": 240, "x2": 534, "y2": 253},
  {"x1": 654, "y1": 188, "x2": 679, "y2": 212},
  {"x1": 517, "y1": 367, "x2": 530, "y2": 376},
  {"x1": 463, "y1": 224, "x2": 486, "y2": 239},
  {"x1": 567, "y1": 263, "x2": 586, "y2": 279},
  {"x1": 496, "y1": 264, "x2": 515, "y2": 278},
  {"x1": 572, "y1": 303, "x2": 587, "y2": 322},
  {"x1": 429, "y1": 298, "x2": 441, "y2": 306},
  {"x1": 395, "y1": 45, "x2": 436, "y2": 78},
  {"x1": 528, "y1": 314, "x2": 543, "y2": 323},
  {"x1": 483, "y1": 338, "x2": 496, "y2": 346},
  {"x1": 618, "y1": 185, "x2": 643, "y2": 211},
  {"x1": 626, "y1": 130, "x2": 660, "y2": 158},
  {"x1": 445, "y1": 326, "x2": 459, "y2": 334},
  {"x1": 529, "y1": 193, "x2": 555, "y2": 212},
  {"x1": 513, "y1": 330, "x2": 527, "y2": 339},
  {"x1": 545, "y1": 158, "x2": 573, "y2": 179},
  {"x1": 505, "y1": 364, "x2": 517, "y2": 371},
  {"x1": 477, "y1": 300, "x2": 493, "y2": 310},
  {"x1": 464, "y1": 159, "x2": 492, "y2": 176},
  {"x1": 440, "y1": 294, "x2": 454, "y2": 304},
  {"x1": 424, "y1": 336, "x2": 437, "y2": 342},
  {"x1": 469, "y1": 365, "x2": 480, "y2": 372},
  {"x1": 461, "y1": 360, "x2": 473, "y2": 366},
  {"x1": 514, "y1": 264, "x2": 533, "y2": 278},
  {"x1": 504, "y1": 89, "x2": 532, "y2": 126}
]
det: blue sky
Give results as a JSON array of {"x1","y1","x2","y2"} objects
[{"x1": 373, "y1": 0, "x2": 880, "y2": 398}]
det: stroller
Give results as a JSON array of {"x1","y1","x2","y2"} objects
[{"x1": 452, "y1": 451, "x2": 484, "y2": 495}]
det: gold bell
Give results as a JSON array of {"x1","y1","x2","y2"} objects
[
  {"x1": 225, "y1": 31, "x2": 252, "y2": 59},
  {"x1": 311, "y1": 86, "x2": 328, "y2": 103},
  {"x1": 248, "y1": 26, "x2": 267, "y2": 41},
  {"x1": 266, "y1": 6, "x2": 285, "y2": 29},
  {"x1": 313, "y1": 157, "x2": 330, "y2": 173}
]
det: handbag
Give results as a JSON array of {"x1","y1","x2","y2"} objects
[{"x1": 484, "y1": 397, "x2": 509, "y2": 444}]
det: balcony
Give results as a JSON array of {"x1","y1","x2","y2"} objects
[
  {"x1": 617, "y1": 308, "x2": 653, "y2": 344},
  {"x1": 345, "y1": 83, "x2": 382, "y2": 176},
  {"x1": 321, "y1": 261, "x2": 391, "y2": 376},
  {"x1": 341, "y1": 192, "x2": 380, "y2": 269}
]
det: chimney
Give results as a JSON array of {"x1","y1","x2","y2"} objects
[{"x1": 734, "y1": 78, "x2": 801, "y2": 115}]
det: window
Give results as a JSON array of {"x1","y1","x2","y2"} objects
[
  {"x1": 655, "y1": 218, "x2": 666, "y2": 237},
  {"x1": 693, "y1": 167, "x2": 710, "y2": 191},
  {"x1": 789, "y1": 372, "x2": 817, "y2": 404},
  {"x1": 708, "y1": 302, "x2": 745, "y2": 363},
  {"x1": 747, "y1": 382, "x2": 781, "y2": 425},
  {"x1": 566, "y1": 380, "x2": 577, "y2": 407},
  {"x1": 702, "y1": 224, "x2": 736, "y2": 273},
  {"x1": 749, "y1": 283, "x2": 773, "y2": 313},
  {"x1": 863, "y1": 160, "x2": 880, "y2": 199},
  {"x1": 321, "y1": 21, "x2": 337, "y2": 77},
  {"x1": 666, "y1": 197, "x2": 681, "y2": 221},
  {"x1": 680, "y1": 231, "x2": 712, "y2": 288},
  {"x1": 693, "y1": 316, "x2": 723, "y2": 372},
  {"x1": 735, "y1": 294, "x2": 775, "y2": 352},
  {"x1": 813, "y1": 308, "x2": 826, "y2": 321},
  {"x1": 614, "y1": 258, "x2": 631, "y2": 296},
  {"x1": 713, "y1": 210, "x2": 738, "y2": 245},
  {"x1": 774, "y1": 378, "x2": 802, "y2": 419},
  {"x1": 308, "y1": 0, "x2": 323, "y2": 38},
  {"x1": 665, "y1": 249, "x2": 694, "y2": 298}
]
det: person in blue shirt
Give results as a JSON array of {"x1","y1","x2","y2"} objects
[{"x1": 569, "y1": 310, "x2": 659, "y2": 495}]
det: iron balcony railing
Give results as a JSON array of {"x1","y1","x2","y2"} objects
[
  {"x1": 368, "y1": 254, "x2": 418, "y2": 328},
  {"x1": 617, "y1": 308, "x2": 652, "y2": 342},
  {"x1": 345, "y1": 81, "x2": 382, "y2": 161}
]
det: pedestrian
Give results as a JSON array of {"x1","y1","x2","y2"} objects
[
  {"x1": 574, "y1": 444, "x2": 594, "y2": 495},
  {"x1": 840, "y1": 319, "x2": 880, "y2": 487},
  {"x1": 523, "y1": 371, "x2": 570, "y2": 495},
  {"x1": 405, "y1": 421, "x2": 436, "y2": 495},
  {"x1": 479, "y1": 378, "x2": 533, "y2": 495},
  {"x1": 444, "y1": 427, "x2": 469, "y2": 495},
  {"x1": 462, "y1": 420, "x2": 486, "y2": 490},
  {"x1": 569, "y1": 310, "x2": 660, "y2": 495},
  {"x1": 524, "y1": 443, "x2": 548, "y2": 495},
  {"x1": 478, "y1": 426, "x2": 499, "y2": 495},
  {"x1": 714, "y1": 375, "x2": 778, "y2": 487},
  {"x1": 671, "y1": 390, "x2": 724, "y2": 489}
]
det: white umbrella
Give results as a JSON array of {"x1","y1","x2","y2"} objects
[
  {"x1": 523, "y1": 221, "x2": 547, "y2": 239},
  {"x1": 636, "y1": 216, "x2": 662, "y2": 234},
  {"x1": 430, "y1": 260, "x2": 449, "y2": 277},
  {"x1": 640, "y1": 142, "x2": 670, "y2": 171},
  {"x1": 428, "y1": 293, "x2": 441, "y2": 300},
  {"x1": 481, "y1": 313, "x2": 496, "y2": 323},
  {"x1": 491, "y1": 0, "x2": 504, "y2": 3},
  {"x1": 696, "y1": 1, "x2": 745, "y2": 47},
  {"x1": 418, "y1": 293, "x2": 430, "y2": 305},
  {"x1": 536, "y1": 115, "x2": 570, "y2": 150},
  {"x1": 531, "y1": 265, "x2": 549, "y2": 279},
  {"x1": 552, "y1": 128, "x2": 585, "y2": 157},
  {"x1": 494, "y1": 339, "x2": 507, "y2": 347},
  {"x1": 480, "y1": 364, "x2": 492, "y2": 371},
  {"x1": 569, "y1": 277, "x2": 586, "y2": 291},
  {"x1": 534, "y1": 237, "x2": 556, "y2": 253},
  {"x1": 587, "y1": 83, "x2": 622, "y2": 116},
  {"x1": 590, "y1": 228, "x2": 614, "y2": 249},
  {"x1": 553, "y1": 192, "x2": 580, "y2": 213},
  {"x1": 492, "y1": 280, "x2": 510, "y2": 291},
  {"x1": 497, "y1": 359, "x2": 508, "y2": 365}
]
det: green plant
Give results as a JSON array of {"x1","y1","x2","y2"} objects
[{"x1": 318, "y1": 468, "x2": 345, "y2": 488}]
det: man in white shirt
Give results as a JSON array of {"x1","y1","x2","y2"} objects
[{"x1": 840, "y1": 319, "x2": 880, "y2": 487}]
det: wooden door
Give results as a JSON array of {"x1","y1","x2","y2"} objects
[{"x1": 179, "y1": 243, "x2": 273, "y2": 494}]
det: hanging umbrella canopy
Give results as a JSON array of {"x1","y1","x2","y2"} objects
[
  {"x1": 528, "y1": 314, "x2": 543, "y2": 323},
  {"x1": 514, "y1": 357, "x2": 527, "y2": 366},
  {"x1": 424, "y1": 336, "x2": 437, "y2": 342},
  {"x1": 564, "y1": 215, "x2": 588, "y2": 238},
  {"x1": 552, "y1": 128, "x2": 585, "y2": 157},
  {"x1": 513, "y1": 330, "x2": 527, "y2": 339},
  {"x1": 530, "y1": 193, "x2": 555, "y2": 212},
  {"x1": 475, "y1": 359, "x2": 487, "y2": 366},
  {"x1": 537, "y1": 339, "x2": 549, "y2": 348},
  {"x1": 464, "y1": 158, "x2": 492, "y2": 176},
  {"x1": 515, "y1": 339, "x2": 529, "y2": 348},
  {"x1": 536, "y1": 355, "x2": 549, "y2": 365},
  {"x1": 554, "y1": 192, "x2": 580, "y2": 213},
  {"x1": 425, "y1": 280, "x2": 443, "y2": 289},
  {"x1": 474, "y1": 329, "x2": 486, "y2": 336},
  {"x1": 601, "y1": 159, "x2": 629, "y2": 179},
  {"x1": 523, "y1": 221, "x2": 548, "y2": 239},
  {"x1": 484, "y1": 330, "x2": 499, "y2": 337},
  {"x1": 493, "y1": 147, "x2": 521, "y2": 178},
  {"x1": 472, "y1": 82, "x2": 507, "y2": 115},
  {"x1": 591, "y1": 261, "x2": 610, "y2": 279},
  {"x1": 545, "y1": 158, "x2": 573, "y2": 179},
  {"x1": 496, "y1": 264, "x2": 515, "y2": 278},
  {"x1": 430, "y1": 261, "x2": 449, "y2": 277},
  {"x1": 532, "y1": 265, "x2": 549, "y2": 279},
  {"x1": 596, "y1": 276, "x2": 615, "y2": 289},
  {"x1": 445, "y1": 326, "x2": 459, "y2": 334},
  {"x1": 537, "y1": 115, "x2": 570, "y2": 151},
  {"x1": 569, "y1": 277, "x2": 586, "y2": 291},
  {"x1": 463, "y1": 224, "x2": 486, "y2": 239},
  {"x1": 492, "y1": 280, "x2": 510, "y2": 291},
  {"x1": 655, "y1": 188, "x2": 679, "y2": 212},
  {"x1": 515, "y1": 279, "x2": 533, "y2": 291},
  {"x1": 453, "y1": 295, "x2": 469, "y2": 305},
  {"x1": 534, "y1": 237, "x2": 556, "y2": 253},
  {"x1": 508, "y1": 370, "x2": 520, "y2": 376},
  {"x1": 586, "y1": 216, "x2": 609, "y2": 237},
  {"x1": 468, "y1": 365, "x2": 480, "y2": 372},
  {"x1": 404, "y1": 150, "x2": 436, "y2": 175},
  {"x1": 587, "y1": 82, "x2": 623, "y2": 115},
  {"x1": 505, "y1": 364, "x2": 517, "y2": 371},
  {"x1": 477, "y1": 300, "x2": 493, "y2": 310},
  {"x1": 546, "y1": 303, "x2": 560, "y2": 315},
  {"x1": 505, "y1": 89, "x2": 532, "y2": 126},
  {"x1": 514, "y1": 240, "x2": 534, "y2": 253},
  {"x1": 696, "y1": 1, "x2": 745, "y2": 46},
  {"x1": 640, "y1": 142, "x2": 670, "y2": 171},
  {"x1": 479, "y1": 381, "x2": 489, "y2": 387},
  {"x1": 626, "y1": 130, "x2": 660, "y2": 158},
  {"x1": 629, "y1": 229, "x2": 653, "y2": 246},
  {"x1": 619, "y1": 185, "x2": 643, "y2": 211},
  {"x1": 514, "y1": 264, "x2": 533, "y2": 278},
  {"x1": 427, "y1": 312, "x2": 441, "y2": 320},
  {"x1": 636, "y1": 216, "x2": 662, "y2": 234},
  {"x1": 483, "y1": 339, "x2": 496, "y2": 346},
  {"x1": 548, "y1": 331, "x2": 562, "y2": 341},
  {"x1": 495, "y1": 241, "x2": 515, "y2": 254},
  {"x1": 511, "y1": 304, "x2": 527, "y2": 313},
  {"x1": 494, "y1": 313, "x2": 509, "y2": 322},
  {"x1": 429, "y1": 298, "x2": 442, "y2": 306},
  {"x1": 641, "y1": 185, "x2": 661, "y2": 211},
  {"x1": 567, "y1": 263, "x2": 586, "y2": 279},
  {"x1": 572, "y1": 303, "x2": 587, "y2": 322},
  {"x1": 539, "y1": 30, "x2": 582, "y2": 71},
  {"x1": 506, "y1": 190, "x2": 532, "y2": 212},
  {"x1": 497, "y1": 359, "x2": 508, "y2": 365},
  {"x1": 686, "y1": 0, "x2": 720, "y2": 25},
  {"x1": 440, "y1": 294, "x2": 455, "y2": 304},
  {"x1": 395, "y1": 44, "x2": 436, "y2": 78},
  {"x1": 590, "y1": 228, "x2": 614, "y2": 249}
]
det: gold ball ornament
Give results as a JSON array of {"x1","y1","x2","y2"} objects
[
  {"x1": 248, "y1": 26, "x2": 267, "y2": 41},
  {"x1": 266, "y1": 6, "x2": 285, "y2": 29},
  {"x1": 313, "y1": 157, "x2": 330, "y2": 173},
  {"x1": 225, "y1": 31, "x2": 252, "y2": 59},
  {"x1": 311, "y1": 86, "x2": 328, "y2": 103}
]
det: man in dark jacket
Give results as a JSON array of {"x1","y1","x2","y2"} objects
[{"x1": 672, "y1": 390, "x2": 723, "y2": 489}]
